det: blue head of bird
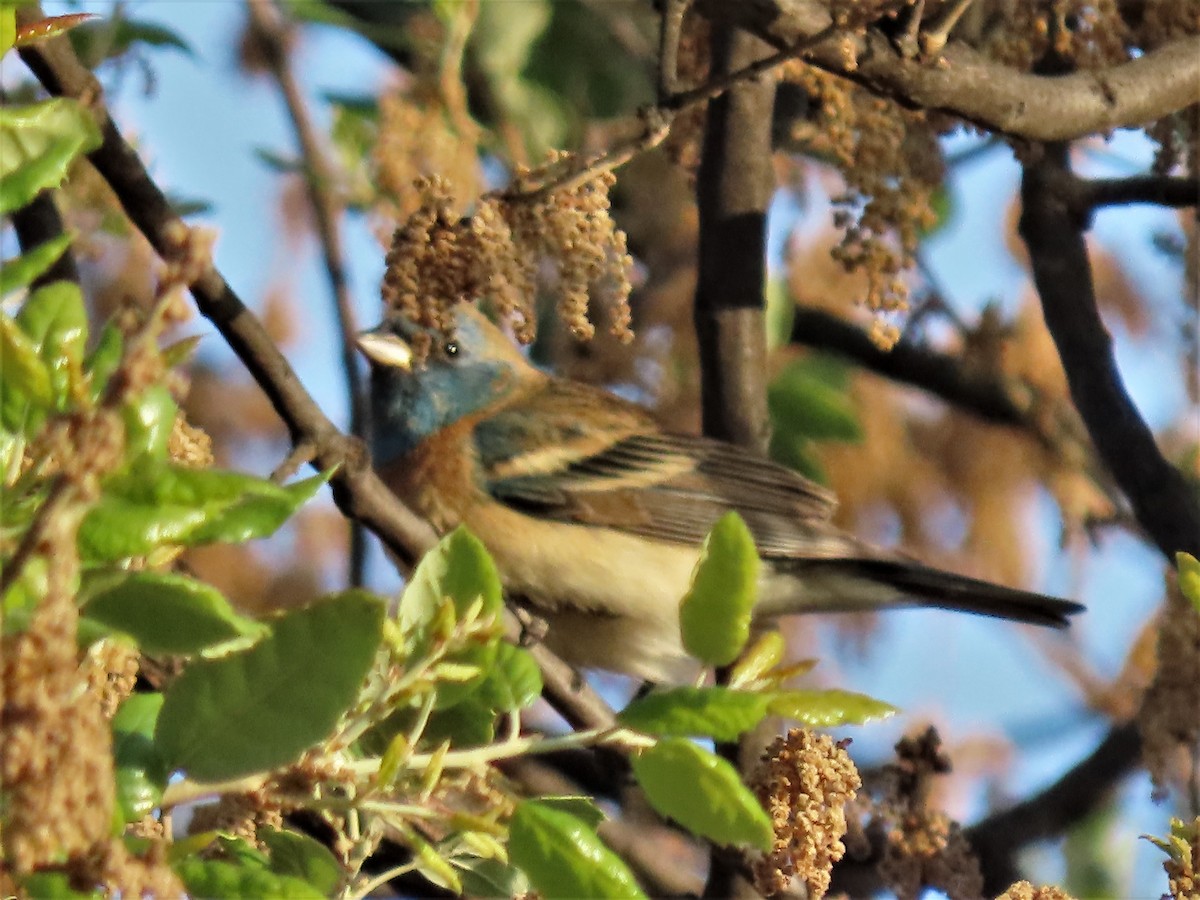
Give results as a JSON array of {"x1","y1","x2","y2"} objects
[{"x1": 357, "y1": 304, "x2": 532, "y2": 462}]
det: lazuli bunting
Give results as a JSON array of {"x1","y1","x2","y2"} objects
[{"x1": 358, "y1": 304, "x2": 1082, "y2": 681}]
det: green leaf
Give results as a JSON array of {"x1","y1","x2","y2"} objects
[
  {"x1": 1176, "y1": 552, "x2": 1200, "y2": 615},
  {"x1": 83, "y1": 571, "x2": 263, "y2": 655},
  {"x1": 509, "y1": 801, "x2": 646, "y2": 900},
  {"x1": 155, "y1": 591, "x2": 384, "y2": 781},
  {"x1": 454, "y1": 856, "x2": 531, "y2": 899},
  {"x1": 1, "y1": 7, "x2": 14, "y2": 57},
  {"x1": 421, "y1": 693, "x2": 495, "y2": 749},
  {"x1": 17, "y1": 279, "x2": 88, "y2": 404},
  {"x1": 534, "y1": 796, "x2": 606, "y2": 829},
  {"x1": 767, "y1": 689, "x2": 897, "y2": 727},
  {"x1": 86, "y1": 321, "x2": 123, "y2": 399},
  {"x1": 122, "y1": 385, "x2": 178, "y2": 463},
  {"x1": 114, "y1": 766, "x2": 161, "y2": 826},
  {"x1": 259, "y1": 827, "x2": 343, "y2": 895},
  {"x1": 0, "y1": 232, "x2": 72, "y2": 295},
  {"x1": 0, "y1": 98, "x2": 102, "y2": 214},
  {"x1": 768, "y1": 430, "x2": 828, "y2": 484},
  {"x1": 79, "y1": 465, "x2": 330, "y2": 561},
  {"x1": 631, "y1": 738, "x2": 773, "y2": 851},
  {"x1": 618, "y1": 687, "x2": 772, "y2": 741},
  {"x1": 174, "y1": 859, "x2": 323, "y2": 900},
  {"x1": 113, "y1": 692, "x2": 167, "y2": 778},
  {"x1": 17, "y1": 872, "x2": 99, "y2": 900},
  {"x1": 475, "y1": 643, "x2": 542, "y2": 712},
  {"x1": 679, "y1": 512, "x2": 759, "y2": 667},
  {"x1": 14, "y1": 13, "x2": 96, "y2": 48},
  {"x1": 768, "y1": 357, "x2": 863, "y2": 442},
  {"x1": 0, "y1": 311, "x2": 53, "y2": 428},
  {"x1": 402, "y1": 526, "x2": 503, "y2": 707}
]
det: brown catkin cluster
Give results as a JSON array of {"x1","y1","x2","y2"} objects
[
  {"x1": 781, "y1": 60, "x2": 942, "y2": 348},
  {"x1": 1, "y1": 536, "x2": 114, "y2": 877},
  {"x1": 750, "y1": 728, "x2": 862, "y2": 898},
  {"x1": 381, "y1": 162, "x2": 634, "y2": 354},
  {"x1": 81, "y1": 639, "x2": 140, "y2": 719},
  {"x1": 874, "y1": 728, "x2": 985, "y2": 900},
  {"x1": 996, "y1": 881, "x2": 1078, "y2": 900},
  {"x1": 1137, "y1": 576, "x2": 1200, "y2": 799},
  {"x1": 187, "y1": 791, "x2": 285, "y2": 848}
]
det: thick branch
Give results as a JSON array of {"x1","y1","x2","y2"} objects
[
  {"x1": 694, "y1": 29, "x2": 776, "y2": 451},
  {"x1": 245, "y1": 0, "x2": 370, "y2": 585},
  {"x1": 694, "y1": 25, "x2": 777, "y2": 900},
  {"x1": 696, "y1": 0, "x2": 1200, "y2": 141},
  {"x1": 9, "y1": 191, "x2": 80, "y2": 289},
  {"x1": 1020, "y1": 145, "x2": 1200, "y2": 562}
]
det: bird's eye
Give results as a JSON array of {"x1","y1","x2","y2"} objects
[{"x1": 443, "y1": 340, "x2": 459, "y2": 359}]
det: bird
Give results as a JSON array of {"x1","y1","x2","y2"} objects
[{"x1": 357, "y1": 303, "x2": 1084, "y2": 682}]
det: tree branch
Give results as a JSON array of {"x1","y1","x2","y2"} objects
[
  {"x1": 966, "y1": 721, "x2": 1142, "y2": 895},
  {"x1": 694, "y1": 24, "x2": 778, "y2": 900},
  {"x1": 9, "y1": 191, "x2": 80, "y2": 289},
  {"x1": 1019, "y1": 144, "x2": 1200, "y2": 562},
  {"x1": 245, "y1": 0, "x2": 370, "y2": 586},
  {"x1": 789, "y1": 305, "x2": 1103, "y2": 477},
  {"x1": 1082, "y1": 174, "x2": 1199, "y2": 209},
  {"x1": 695, "y1": 0, "x2": 1200, "y2": 141}
]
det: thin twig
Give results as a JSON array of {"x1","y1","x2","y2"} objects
[
  {"x1": 246, "y1": 0, "x2": 369, "y2": 586},
  {"x1": 657, "y1": 0, "x2": 689, "y2": 103},
  {"x1": 0, "y1": 475, "x2": 71, "y2": 598}
]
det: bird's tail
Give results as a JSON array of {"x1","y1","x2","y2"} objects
[{"x1": 762, "y1": 558, "x2": 1084, "y2": 627}]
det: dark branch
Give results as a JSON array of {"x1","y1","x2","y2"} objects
[
  {"x1": 9, "y1": 192, "x2": 80, "y2": 289},
  {"x1": 245, "y1": 0, "x2": 370, "y2": 586},
  {"x1": 1083, "y1": 174, "x2": 1199, "y2": 209},
  {"x1": 695, "y1": 0, "x2": 1200, "y2": 141},
  {"x1": 1020, "y1": 144, "x2": 1200, "y2": 562},
  {"x1": 966, "y1": 722, "x2": 1142, "y2": 895},
  {"x1": 694, "y1": 25, "x2": 778, "y2": 900}
]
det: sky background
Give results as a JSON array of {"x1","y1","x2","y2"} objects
[{"x1": 16, "y1": 3, "x2": 1196, "y2": 895}]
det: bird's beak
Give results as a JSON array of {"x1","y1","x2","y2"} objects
[{"x1": 356, "y1": 329, "x2": 413, "y2": 371}]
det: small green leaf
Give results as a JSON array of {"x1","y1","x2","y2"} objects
[
  {"x1": 679, "y1": 512, "x2": 759, "y2": 667},
  {"x1": 509, "y1": 801, "x2": 646, "y2": 900},
  {"x1": 421, "y1": 693, "x2": 496, "y2": 749},
  {"x1": 455, "y1": 856, "x2": 531, "y2": 899},
  {"x1": 79, "y1": 465, "x2": 331, "y2": 561},
  {"x1": 1176, "y1": 552, "x2": 1200, "y2": 615},
  {"x1": 402, "y1": 526, "x2": 503, "y2": 707},
  {"x1": 631, "y1": 738, "x2": 772, "y2": 851},
  {"x1": 122, "y1": 385, "x2": 178, "y2": 463},
  {"x1": 1, "y1": 311, "x2": 53, "y2": 427},
  {"x1": 768, "y1": 357, "x2": 862, "y2": 442},
  {"x1": 112, "y1": 692, "x2": 168, "y2": 785},
  {"x1": 155, "y1": 591, "x2": 384, "y2": 781},
  {"x1": 1, "y1": 7, "x2": 14, "y2": 57},
  {"x1": 0, "y1": 232, "x2": 72, "y2": 295},
  {"x1": 114, "y1": 766, "x2": 161, "y2": 826},
  {"x1": 174, "y1": 859, "x2": 323, "y2": 900},
  {"x1": 767, "y1": 689, "x2": 897, "y2": 727},
  {"x1": 0, "y1": 98, "x2": 102, "y2": 214},
  {"x1": 18, "y1": 872, "x2": 99, "y2": 900},
  {"x1": 535, "y1": 796, "x2": 606, "y2": 829},
  {"x1": 86, "y1": 321, "x2": 123, "y2": 398},
  {"x1": 17, "y1": 279, "x2": 88, "y2": 404},
  {"x1": 14, "y1": 13, "x2": 96, "y2": 48},
  {"x1": 618, "y1": 687, "x2": 772, "y2": 741},
  {"x1": 259, "y1": 827, "x2": 343, "y2": 895},
  {"x1": 83, "y1": 571, "x2": 262, "y2": 655},
  {"x1": 475, "y1": 643, "x2": 543, "y2": 712}
]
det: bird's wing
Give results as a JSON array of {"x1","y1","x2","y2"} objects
[{"x1": 476, "y1": 379, "x2": 852, "y2": 558}]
